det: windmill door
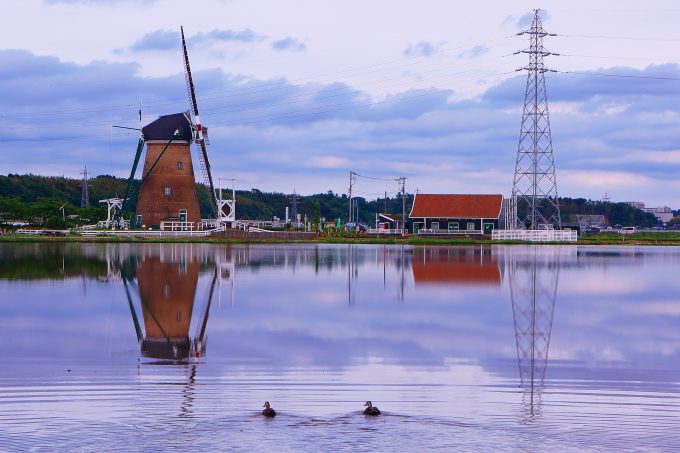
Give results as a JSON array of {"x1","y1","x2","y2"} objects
[{"x1": 179, "y1": 210, "x2": 187, "y2": 222}]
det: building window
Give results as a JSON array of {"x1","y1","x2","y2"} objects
[
  {"x1": 164, "y1": 187, "x2": 172, "y2": 197},
  {"x1": 448, "y1": 222, "x2": 459, "y2": 231},
  {"x1": 177, "y1": 161, "x2": 183, "y2": 170},
  {"x1": 467, "y1": 221, "x2": 475, "y2": 231},
  {"x1": 431, "y1": 221, "x2": 440, "y2": 231}
]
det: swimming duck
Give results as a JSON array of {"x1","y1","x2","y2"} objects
[
  {"x1": 363, "y1": 400, "x2": 381, "y2": 416},
  {"x1": 262, "y1": 401, "x2": 276, "y2": 417}
]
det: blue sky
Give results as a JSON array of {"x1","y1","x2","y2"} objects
[{"x1": 2, "y1": 0, "x2": 680, "y2": 207}]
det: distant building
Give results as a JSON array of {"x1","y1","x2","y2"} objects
[
  {"x1": 376, "y1": 213, "x2": 406, "y2": 232},
  {"x1": 625, "y1": 201, "x2": 673, "y2": 223},
  {"x1": 644, "y1": 206, "x2": 673, "y2": 224},
  {"x1": 626, "y1": 201, "x2": 646, "y2": 210},
  {"x1": 409, "y1": 194, "x2": 503, "y2": 234}
]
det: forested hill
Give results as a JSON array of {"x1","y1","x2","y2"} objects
[
  {"x1": 0, "y1": 173, "x2": 660, "y2": 228},
  {"x1": 0, "y1": 173, "x2": 413, "y2": 225}
]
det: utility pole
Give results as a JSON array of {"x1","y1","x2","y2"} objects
[
  {"x1": 396, "y1": 177, "x2": 406, "y2": 234},
  {"x1": 384, "y1": 191, "x2": 388, "y2": 213},
  {"x1": 348, "y1": 171, "x2": 356, "y2": 227},
  {"x1": 511, "y1": 9, "x2": 561, "y2": 230},
  {"x1": 81, "y1": 166, "x2": 90, "y2": 208},
  {"x1": 291, "y1": 189, "x2": 298, "y2": 227}
]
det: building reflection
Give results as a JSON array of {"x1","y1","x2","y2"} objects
[
  {"x1": 120, "y1": 244, "x2": 229, "y2": 362},
  {"x1": 506, "y1": 246, "x2": 565, "y2": 421},
  {"x1": 411, "y1": 246, "x2": 502, "y2": 287}
]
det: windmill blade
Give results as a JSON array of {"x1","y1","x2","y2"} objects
[{"x1": 181, "y1": 26, "x2": 219, "y2": 217}]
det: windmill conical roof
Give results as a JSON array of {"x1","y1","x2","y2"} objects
[{"x1": 142, "y1": 112, "x2": 193, "y2": 141}]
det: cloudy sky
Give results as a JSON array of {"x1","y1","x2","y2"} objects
[{"x1": 2, "y1": 0, "x2": 680, "y2": 207}]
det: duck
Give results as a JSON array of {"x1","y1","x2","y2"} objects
[
  {"x1": 262, "y1": 401, "x2": 276, "y2": 417},
  {"x1": 363, "y1": 400, "x2": 381, "y2": 416}
]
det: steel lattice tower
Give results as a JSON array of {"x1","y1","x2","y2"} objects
[
  {"x1": 80, "y1": 165, "x2": 90, "y2": 208},
  {"x1": 511, "y1": 10, "x2": 561, "y2": 230}
]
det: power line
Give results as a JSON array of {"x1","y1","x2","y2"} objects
[
  {"x1": 0, "y1": 66, "x2": 518, "y2": 133},
  {"x1": 352, "y1": 173, "x2": 397, "y2": 182},
  {"x1": 558, "y1": 33, "x2": 680, "y2": 43},
  {"x1": 208, "y1": 72, "x2": 520, "y2": 128},
  {"x1": 0, "y1": 51, "x2": 518, "y2": 127},
  {"x1": 556, "y1": 70, "x2": 680, "y2": 81},
  {"x1": 0, "y1": 70, "x2": 519, "y2": 140},
  {"x1": 559, "y1": 53, "x2": 680, "y2": 63},
  {"x1": 0, "y1": 36, "x2": 517, "y2": 120},
  {"x1": 200, "y1": 55, "x2": 517, "y2": 116}
]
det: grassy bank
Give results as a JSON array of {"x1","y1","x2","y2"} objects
[{"x1": 4, "y1": 232, "x2": 680, "y2": 246}]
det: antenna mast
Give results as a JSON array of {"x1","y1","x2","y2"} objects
[{"x1": 511, "y1": 10, "x2": 561, "y2": 230}]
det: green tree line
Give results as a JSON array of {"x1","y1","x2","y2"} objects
[{"x1": 0, "y1": 174, "x2": 660, "y2": 228}]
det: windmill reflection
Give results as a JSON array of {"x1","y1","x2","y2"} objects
[
  {"x1": 120, "y1": 245, "x2": 226, "y2": 362},
  {"x1": 507, "y1": 246, "x2": 561, "y2": 421}
]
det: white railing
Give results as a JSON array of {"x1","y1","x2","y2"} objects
[
  {"x1": 366, "y1": 228, "x2": 404, "y2": 235},
  {"x1": 90, "y1": 219, "x2": 129, "y2": 230},
  {"x1": 417, "y1": 229, "x2": 481, "y2": 235},
  {"x1": 15, "y1": 229, "x2": 69, "y2": 236},
  {"x1": 81, "y1": 225, "x2": 225, "y2": 238},
  {"x1": 200, "y1": 218, "x2": 218, "y2": 230},
  {"x1": 160, "y1": 221, "x2": 195, "y2": 231},
  {"x1": 232, "y1": 219, "x2": 278, "y2": 233},
  {"x1": 492, "y1": 229, "x2": 578, "y2": 242}
]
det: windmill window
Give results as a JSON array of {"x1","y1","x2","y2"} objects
[
  {"x1": 164, "y1": 187, "x2": 172, "y2": 197},
  {"x1": 177, "y1": 161, "x2": 183, "y2": 170}
]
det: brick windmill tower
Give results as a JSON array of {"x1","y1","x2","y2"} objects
[
  {"x1": 133, "y1": 113, "x2": 201, "y2": 229},
  {"x1": 120, "y1": 27, "x2": 219, "y2": 230}
]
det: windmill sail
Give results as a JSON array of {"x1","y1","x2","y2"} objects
[{"x1": 181, "y1": 26, "x2": 219, "y2": 217}]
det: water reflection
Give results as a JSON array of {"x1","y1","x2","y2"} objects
[
  {"x1": 3, "y1": 243, "x2": 680, "y2": 451},
  {"x1": 412, "y1": 246, "x2": 502, "y2": 287},
  {"x1": 506, "y1": 247, "x2": 565, "y2": 421},
  {"x1": 110, "y1": 244, "x2": 236, "y2": 363}
]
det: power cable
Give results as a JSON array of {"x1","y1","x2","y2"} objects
[
  {"x1": 556, "y1": 70, "x2": 680, "y2": 81},
  {"x1": 0, "y1": 35, "x2": 517, "y2": 119}
]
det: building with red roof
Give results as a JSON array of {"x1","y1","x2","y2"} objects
[{"x1": 409, "y1": 194, "x2": 504, "y2": 235}]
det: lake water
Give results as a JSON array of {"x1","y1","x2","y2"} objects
[{"x1": 1, "y1": 243, "x2": 679, "y2": 452}]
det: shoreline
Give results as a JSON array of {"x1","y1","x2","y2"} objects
[{"x1": 2, "y1": 232, "x2": 680, "y2": 246}]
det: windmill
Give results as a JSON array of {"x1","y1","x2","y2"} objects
[
  {"x1": 117, "y1": 27, "x2": 233, "y2": 230},
  {"x1": 58, "y1": 202, "x2": 67, "y2": 221}
]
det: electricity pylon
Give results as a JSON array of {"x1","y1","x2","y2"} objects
[
  {"x1": 80, "y1": 166, "x2": 90, "y2": 208},
  {"x1": 511, "y1": 9, "x2": 561, "y2": 230}
]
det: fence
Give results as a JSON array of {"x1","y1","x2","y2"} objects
[
  {"x1": 492, "y1": 229, "x2": 578, "y2": 242},
  {"x1": 366, "y1": 228, "x2": 404, "y2": 235},
  {"x1": 81, "y1": 225, "x2": 225, "y2": 238},
  {"x1": 15, "y1": 229, "x2": 69, "y2": 236}
]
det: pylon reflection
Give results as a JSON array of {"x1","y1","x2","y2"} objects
[{"x1": 508, "y1": 246, "x2": 560, "y2": 420}]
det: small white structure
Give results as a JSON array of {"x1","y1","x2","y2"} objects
[
  {"x1": 217, "y1": 178, "x2": 236, "y2": 227},
  {"x1": 98, "y1": 198, "x2": 125, "y2": 229}
]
